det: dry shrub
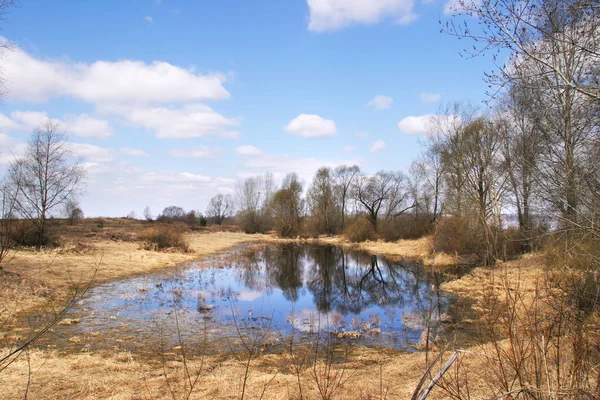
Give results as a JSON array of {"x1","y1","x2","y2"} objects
[
  {"x1": 8, "y1": 220, "x2": 57, "y2": 247},
  {"x1": 138, "y1": 224, "x2": 189, "y2": 252},
  {"x1": 344, "y1": 217, "x2": 375, "y2": 243},
  {"x1": 433, "y1": 216, "x2": 484, "y2": 257},
  {"x1": 432, "y1": 236, "x2": 600, "y2": 399},
  {"x1": 377, "y1": 214, "x2": 432, "y2": 242}
]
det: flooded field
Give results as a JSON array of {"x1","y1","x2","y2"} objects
[{"x1": 26, "y1": 243, "x2": 457, "y2": 356}]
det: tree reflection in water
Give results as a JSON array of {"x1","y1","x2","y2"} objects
[{"x1": 234, "y1": 243, "x2": 446, "y2": 335}]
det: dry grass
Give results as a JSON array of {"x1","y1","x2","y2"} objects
[
  {"x1": 2, "y1": 219, "x2": 566, "y2": 399},
  {"x1": 1, "y1": 227, "x2": 271, "y2": 317},
  {"x1": 0, "y1": 346, "x2": 491, "y2": 399}
]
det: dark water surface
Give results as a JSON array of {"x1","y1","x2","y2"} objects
[{"x1": 29, "y1": 243, "x2": 457, "y2": 355}]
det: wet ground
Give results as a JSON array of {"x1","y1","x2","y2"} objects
[{"x1": 21, "y1": 243, "x2": 460, "y2": 356}]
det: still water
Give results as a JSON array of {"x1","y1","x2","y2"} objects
[{"x1": 33, "y1": 243, "x2": 455, "y2": 355}]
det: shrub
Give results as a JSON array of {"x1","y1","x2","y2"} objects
[
  {"x1": 138, "y1": 224, "x2": 189, "y2": 252},
  {"x1": 8, "y1": 220, "x2": 57, "y2": 247},
  {"x1": 344, "y1": 217, "x2": 375, "y2": 242},
  {"x1": 433, "y1": 216, "x2": 484, "y2": 256},
  {"x1": 377, "y1": 214, "x2": 432, "y2": 242}
]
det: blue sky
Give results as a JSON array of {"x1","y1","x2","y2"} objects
[{"x1": 0, "y1": 0, "x2": 493, "y2": 217}]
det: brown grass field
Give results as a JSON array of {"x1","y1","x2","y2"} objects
[{"x1": 0, "y1": 219, "x2": 550, "y2": 399}]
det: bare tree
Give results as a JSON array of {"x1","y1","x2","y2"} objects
[
  {"x1": 63, "y1": 199, "x2": 83, "y2": 226},
  {"x1": 143, "y1": 206, "x2": 153, "y2": 221},
  {"x1": 308, "y1": 167, "x2": 340, "y2": 235},
  {"x1": 352, "y1": 170, "x2": 412, "y2": 229},
  {"x1": 333, "y1": 165, "x2": 360, "y2": 229},
  {"x1": 0, "y1": 183, "x2": 17, "y2": 268},
  {"x1": 206, "y1": 193, "x2": 234, "y2": 225},
  {"x1": 235, "y1": 173, "x2": 276, "y2": 233},
  {"x1": 7, "y1": 122, "x2": 85, "y2": 248},
  {"x1": 444, "y1": 0, "x2": 600, "y2": 101},
  {"x1": 271, "y1": 173, "x2": 303, "y2": 237}
]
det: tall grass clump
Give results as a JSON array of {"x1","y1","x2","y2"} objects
[{"x1": 138, "y1": 224, "x2": 189, "y2": 252}]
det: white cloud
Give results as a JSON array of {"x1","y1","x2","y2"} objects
[
  {"x1": 284, "y1": 114, "x2": 337, "y2": 138},
  {"x1": 368, "y1": 95, "x2": 393, "y2": 109},
  {"x1": 0, "y1": 114, "x2": 20, "y2": 131},
  {"x1": 116, "y1": 104, "x2": 239, "y2": 139},
  {"x1": 2, "y1": 44, "x2": 230, "y2": 104},
  {"x1": 144, "y1": 16, "x2": 154, "y2": 23},
  {"x1": 11, "y1": 110, "x2": 58, "y2": 129},
  {"x1": 370, "y1": 140, "x2": 387, "y2": 153},
  {"x1": 63, "y1": 114, "x2": 114, "y2": 138},
  {"x1": 120, "y1": 148, "x2": 148, "y2": 157},
  {"x1": 0, "y1": 133, "x2": 27, "y2": 164},
  {"x1": 8, "y1": 111, "x2": 113, "y2": 138},
  {"x1": 307, "y1": 0, "x2": 417, "y2": 32},
  {"x1": 397, "y1": 114, "x2": 435, "y2": 135},
  {"x1": 169, "y1": 145, "x2": 222, "y2": 158},
  {"x1": 355, "y1": 132, "x2": 369, "y2": 139},
  {"x1": 419, "y1": 92, "x2": 441, "y2": 103},
  {"x1": 235, "y1": 145, "x2": 263, "y2": 157},
  {"x1": 342, "y1": 145, "x2": 356, "y2": 153},
  {"x1": 141, "y1": 171, "x2": 214, "y2": 183},
  {"x1": 443, "y1": 0, "x2": 481, "y2": 15},
  {"x1": 66, "y1": 142, "x2": 114, "y2": 163}
]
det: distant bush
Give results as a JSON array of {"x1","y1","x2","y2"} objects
[
  {"x1": 237, "y1": 210, "x2": 271, "y2": 234},
  {"x1": 9, "y1": 220, "x2": 57, "y2": 247},
  {"x1": 344, "y1": 217, "x2": 375, "y2": 242},
  {"x1": 433, "y1": 216, "x2": 484, "y2": 257},
  {"x1": 138, "y1": 224, "x2": 189, "y2": 252},
  {"x1": 377, "y1": 214, "x2": 432, "y2": 242}
]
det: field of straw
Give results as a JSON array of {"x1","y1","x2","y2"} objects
[{"x1": 0, "y1": 219, "x2": 552, "y2": 399}]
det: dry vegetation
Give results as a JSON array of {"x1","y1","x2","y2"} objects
[{"x1": 1, "y1": 218, "x2": 597, "y2": 399}]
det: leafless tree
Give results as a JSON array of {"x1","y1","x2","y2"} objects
[
  {"x1": 143, "y1": 206, "x2": 153, "y2": 221},
  {"x1": 271, "y1": 173, "x2": 303, "y2": 237},
  {"x1": 63, "y1": 199, "x2": 83, "y2": 226},
  {"x1": 411, "y1": 142, "x2": 446, "y2": 222},
  {"x1": 0, "y1": 182, "x2": 17, "y2": 268},
  {"x1": 235, "y1": 173, "x2": 276, "y2": 233},
  {"x1": 205, "y1": 193, "x2": 234, "y2": 225},
  {"x1": 307, "y1": 167, "x2": 340, "y2": 235},
  {"x1": 444, "y1": 0, "x2": 600, "y2": 101},
  {"x1": 497, "y1": 87, "x2": 544, "y2": 234},
  {"x1": 333, "y1": 165, "x2": 360, "y2": 229},
  {"x1": 7, "y1": 122, "x2": 86, "y2": 248},
  {"x1": 352, "y1": 170, "x2": 413, "y2": 229}
]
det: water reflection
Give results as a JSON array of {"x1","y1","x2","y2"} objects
[{"x1": 30, "y1": 243, "x2": 454, "y2": 353}]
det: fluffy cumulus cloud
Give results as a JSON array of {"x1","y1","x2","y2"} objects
[
  {"x1": 169, "y1": 145, "x2": 223, "y2": 158},
  {"x1": 307, "y1": 0, "x2": 417, "y2": 32},
  {"x1": 370, "y1": 140, "x2": 387, "y2": 152},
  {"x1": 1, "y1": 111, "x2": 113, "y2": 138},
  {"x1": 419, "y1": 92, "x2": 441, "y2": 103},
  {"x1": 284, "y1": 114, "x2": 337, "y2": 138},
  {"x1": 397, "y1": 114, "x2": 435, "y2": 135},
  {"x1": 368, "y1": 95, "x2": 394, "y2": 110},
  {"x1": 235, "y1": 145, "x2": 263, "y2": 157},
  {"x1": 115, "y1": 104, "x2": 240, "y2": 139},
  {"x1": 1, "y1": 44, "x2": 230, "y2": 105}
]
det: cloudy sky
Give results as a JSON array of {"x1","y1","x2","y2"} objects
[{"x1": 0, "y1": 0, "x2": 491, "y2": 217}]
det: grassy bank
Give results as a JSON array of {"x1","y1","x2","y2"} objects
[{"x1": 1, "y1": 218, "x2": 588, "y2": 399}]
